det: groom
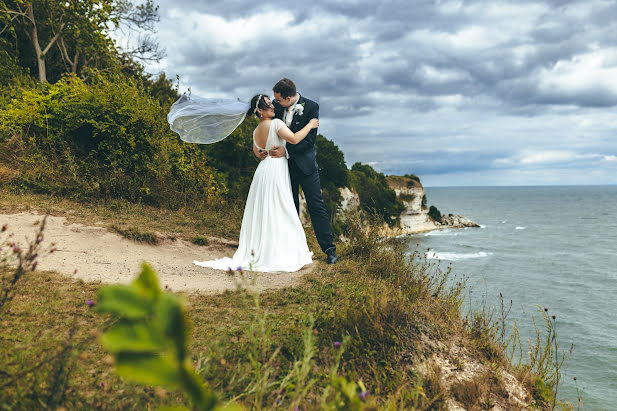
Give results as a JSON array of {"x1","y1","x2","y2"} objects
[{"x1": 256, "y1": 78, "x2": 338, "y2": 264}]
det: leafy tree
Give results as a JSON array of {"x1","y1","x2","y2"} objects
[
  {"x1": 199, "y1": 115, "x2": 261, "y2": 199},
  {"x1": 350, "y1": 163, "x2": 405, "y2": 227},
  {"x1": 315, "y1": 134, "x2": 349, "y2": 233},
  {"x1": 0, "y1": 0, "x2": 161, "y2": 83},
  {"x1": 316, "y1": 134, "x2": 349, "y2": 188}
]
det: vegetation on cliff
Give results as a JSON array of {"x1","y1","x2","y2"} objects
[{"x1": 0, "y1": 2, "x2": 566, "y2": 409}]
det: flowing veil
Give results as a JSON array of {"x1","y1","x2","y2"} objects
[{"x1": 167, "y1": 94, "x2": 250, "y2": 144}]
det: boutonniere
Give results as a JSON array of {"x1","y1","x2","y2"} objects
[{"x1": 293, "y1": 102, "x2": 305, "y2": 116}]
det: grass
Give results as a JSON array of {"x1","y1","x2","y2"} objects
[
  {"x1": 0, "y1": 186, "x2": 245, "y2": 243},
  {"x1": 0, "y1": 190, "x2": 561, "y2": 409},
  {"x1": 110, "y1": 225, "x2": 161, "y2": 244},
  {"x1": 191, "y1": 235, "x2": 209, "y2": 246}
]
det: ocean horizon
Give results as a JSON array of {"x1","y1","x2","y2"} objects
[{"x1": 409, "y1": 185, "x2": 617, "y2": 409}]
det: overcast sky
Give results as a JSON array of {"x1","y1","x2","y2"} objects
[{"x1": 133, "y1": 0, "x2": 617, "y2": 186}]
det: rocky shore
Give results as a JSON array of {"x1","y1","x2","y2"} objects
[
  {"x1": 300, "y1": 174, "x2": 479, "y2": 236},
  {"x1": 387, "y1": 175, "x2": 479, "y2": 235}
]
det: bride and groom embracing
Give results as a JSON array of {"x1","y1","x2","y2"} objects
[{"x1": 194, "y1": 78, "x2": 338, "y2": 273}]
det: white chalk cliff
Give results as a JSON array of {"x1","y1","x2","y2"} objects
[
  {"x1": 299, "y1": 175, "x2": 478, "y2": 235},
  {"x1": 386, "y1": 175, "x2": 479, "y2": 234}
]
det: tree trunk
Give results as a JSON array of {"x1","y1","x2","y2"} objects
[
  {"x1": 27, "y1": 4, "x2": 64, "y2": 83},
  {"x1": 27, "y1": 4, "x2": 46, "y2": 82}
]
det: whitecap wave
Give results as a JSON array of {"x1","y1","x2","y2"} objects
[
  {"x1": 515, "y1": 226, "x2": 526, "y2": 230},
  {"x1": 425, "y1": 250, "x2": 491, "y2": 261},
  {"x1": 424, "y1": 229, "x2": 458, "y2": 236}
]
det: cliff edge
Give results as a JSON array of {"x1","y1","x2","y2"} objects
[{"x1": 386, "y1": 175, "x2": 479, "y2": 234}]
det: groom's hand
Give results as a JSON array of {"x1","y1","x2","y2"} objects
[
  {"x1": 268, "y1": 146, "x2": 286, "y2": 158},
  {"x1": 253, "y1": 144, "x2": 268, "y2": 160}
]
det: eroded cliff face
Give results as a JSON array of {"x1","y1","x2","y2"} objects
[
  {"x1": 386, "y1": 175, "x2": 479, "y2": 235},
  {"x1": 298, "y1": 175, "x2": 478, "y2": 235}
]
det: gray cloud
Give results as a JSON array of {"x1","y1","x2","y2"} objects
[{"x1": 146, "y1": 0, "x2": 617, "y2": 185}]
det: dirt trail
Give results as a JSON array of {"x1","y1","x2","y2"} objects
[{"x1": 1, "y1": 212, "x2": 312, "y2": 293}]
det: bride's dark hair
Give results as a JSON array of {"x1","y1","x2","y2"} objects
[{"x1": 248, "y1": 94, "x2": 270, "y2": 118}]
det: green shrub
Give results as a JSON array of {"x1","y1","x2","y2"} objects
[
  {"x1": 428, "y1": 205, "x2": 442, "y2": 223},
  {"x1": 0, "y1": 74, "x2": 224, "y2": 208},
  {"x1": 191, "y1": 235, "x2": 209, "y2": 246},
  {"x1": 198, "y1": 116, "x2": 260, "y2": 200},
  {"x1": 349, "y1": 163, "x2": 405, "y2": 227}
]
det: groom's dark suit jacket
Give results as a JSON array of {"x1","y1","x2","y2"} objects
[{"x1": 273, "y1": 95, "x2": 319, "y2": 175}]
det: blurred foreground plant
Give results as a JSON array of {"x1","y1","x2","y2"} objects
[
  {"x1": 0, "y1": 216, "x2": 49, "y2": 311},
  {"x1": 96, "y1": 263, "x2": 239, "y2": 410}
]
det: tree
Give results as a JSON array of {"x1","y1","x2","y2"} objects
[
  {"x1": 350, "y1": 162, "x2": 405, "y2": 227},
  {"x1": 0, "y1": 0, "x2": 161, "y2": 82},
  {"x1": 316, "y1": 134, "x2": 349, "y2": 188}
]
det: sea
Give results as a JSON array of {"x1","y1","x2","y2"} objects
[{"x1": 406, "y1": 185, "x2": 617, "y2": 410}]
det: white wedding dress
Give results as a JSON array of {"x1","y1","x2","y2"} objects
[{"x1": 194, "y1": 118, "x2": 313, "y2": 272}]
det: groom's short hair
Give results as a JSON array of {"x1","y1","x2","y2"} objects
[{"x1": 273, "y1": 78, "x2": 296, "y2": 99}]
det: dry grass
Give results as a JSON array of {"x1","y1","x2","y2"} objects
[
  {"x1": 0, "y1": 186, "x2": 244, "y2": 242},
  {"x1": 0, "y1": 190, "x2": 545, "y2": 409}
]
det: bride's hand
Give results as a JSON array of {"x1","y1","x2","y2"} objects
[{"x1": 309, "y1": 118, "x2": 319, "y2": 129}]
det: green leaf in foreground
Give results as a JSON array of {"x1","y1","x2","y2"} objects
[
  {"x1": 96, "y1": 263, "x2": 226, "y2": 410},
  {"x1": 100, "y1": 321, "x2": 165, "y2": 353},
  {"x1": 115, "y1": 352, "x2": 181, "y2": 387},
  {"x1": 97, "y1": 285, "x2": 152, "y2": 319}
]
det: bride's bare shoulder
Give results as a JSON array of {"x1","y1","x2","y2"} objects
[{"x1": 256, "y1": 120, "x2": 272, "y2": 130}]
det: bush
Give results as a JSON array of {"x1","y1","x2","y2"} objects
[
  {"x1": 0, "y1": 73, "x2": 224, "y2": 208},
  {"x1": 428, "y1": 205, "x2": 442, "y2": 223},
  {"x1": 199, "y1": 116, "x2": 260, "y2": 199},
  {"x1": 349, "y1": 163, "x2": 405, "y2": 227}
]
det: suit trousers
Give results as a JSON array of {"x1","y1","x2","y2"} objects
[{"x1": 289, "y1": 159, "x2": 335, "y2": 254}]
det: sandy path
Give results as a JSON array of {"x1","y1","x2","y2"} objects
[{"x1": 1, "y1": 212, "x2": 313, "y2": 294}]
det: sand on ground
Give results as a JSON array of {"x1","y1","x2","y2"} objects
[{"x1": 1, "y1": 212, "x2": 313, "y2": 294}]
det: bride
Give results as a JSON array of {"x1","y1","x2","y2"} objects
[{"x1": 194, "y1": 94, "x2": 318, "y2": 272}]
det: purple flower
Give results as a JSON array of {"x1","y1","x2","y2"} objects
[
  {"x1": 236, "y1": 266, "x2": 243, "y2": 272},
  {"x1": 359, "y1": 390, "x2": 370, "y2": 400},
  {"x1": 100, "y1": 382, "x2": 105, "y2": 387},
  {"x1": 334, "y1": 341, "x2": 342, "y2": 347},
  {"x1": 87, "y1": 300, "x2": 95, "y2": 307}
]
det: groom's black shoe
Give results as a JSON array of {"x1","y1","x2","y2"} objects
[{"x1": 325, "y1": 248, "x2": 338, "y2": 264}]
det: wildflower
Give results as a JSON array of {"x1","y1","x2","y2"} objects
[
  {"x1": 552, "y1": 315, "x2": 556, "y2": 320},
  {"x1": 236, "y1": 266, "x2": 243, "y2": 272},
  {"x1": 334, "y1": 341, "x2": 342, "y2": 347},
  {"x1": 359, "y1": 390, "x2": 370, "y2": 400},
  {"x1": 573, "y1": 376, "x2": 577, "y2": 381},
  {"x1": 544, "y1": 307, "x2": 548, "y2": 312},
  {"x1": 100, "y1": 382, "x2": 105, "y2": 387},
  {"x1": 87, "y1": 300, "x2": 95, "y2": 307}
]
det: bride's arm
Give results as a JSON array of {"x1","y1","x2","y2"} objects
[{"x1": 277, "y1": 118, "x2": 319, "y2": 144}]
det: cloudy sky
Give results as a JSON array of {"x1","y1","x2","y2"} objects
[{"x1": 132, "y1": 0, "x2": 617, "y2": 186}]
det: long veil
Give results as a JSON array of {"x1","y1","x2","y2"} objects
[{"x1": 167, "y1": 94, "x2": 250, "y2": 144}]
